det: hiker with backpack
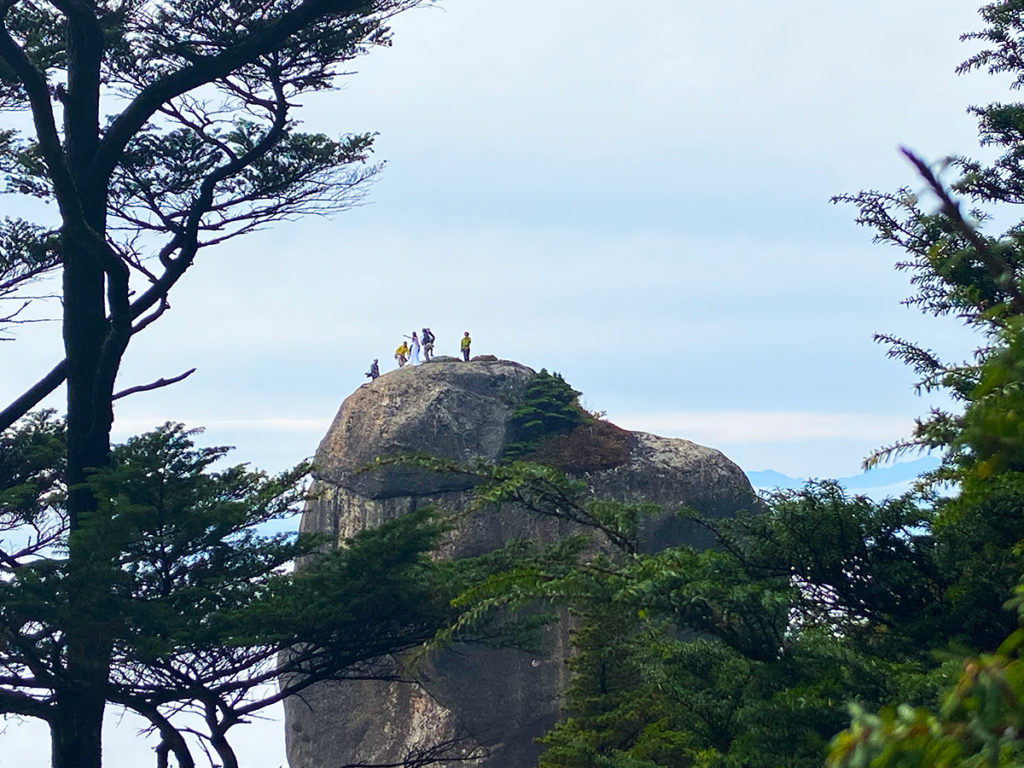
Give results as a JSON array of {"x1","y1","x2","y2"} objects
[{"x1": 422, "y1": 327, "x2": 435, "y2": 361}]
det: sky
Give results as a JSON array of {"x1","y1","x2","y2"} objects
[{"x1": 0, "y1": 1, "x2": 1013, "y2": 765}]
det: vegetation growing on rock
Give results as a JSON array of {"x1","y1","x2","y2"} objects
[
  {"x1": 503, "y1": 370, "x2": 630, "y2": 473},
  {"x1": 519, "y1": 418, "x2": 632, "y2": 474},
  {"x1": 503, "y1": 370, "x2": 587, "y2": 459}
]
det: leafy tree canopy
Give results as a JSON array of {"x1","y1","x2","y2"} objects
[{"x1": 822, "y1": 2, "x2": 1024, "y2": 764}]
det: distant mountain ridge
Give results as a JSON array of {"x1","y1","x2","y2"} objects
[{"x1": 746, "y1": 456, "x2": 941, "y2": 495}]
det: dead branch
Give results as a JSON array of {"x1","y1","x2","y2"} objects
[{"x1": 112, "y1": 368, "x2": 197, "y2": 401}]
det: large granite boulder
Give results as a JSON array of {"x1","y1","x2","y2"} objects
[{"x1": 285, "y1": 360, "x2": 757, "y2": 768}]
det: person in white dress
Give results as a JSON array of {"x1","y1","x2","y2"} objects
[{"x1": 409, "y1": 331, "x2": 421, "y2": 365}]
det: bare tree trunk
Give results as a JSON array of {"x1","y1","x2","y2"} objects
[
  {"x1": 50, "y1": 11, "x2": 118, "y2": 766},
  {"x1": 54, "y1": 256, "x2": 114, "y2": 768},
  {"x1": 50, "y1": 686, "x2": 107, "y2": 768}
]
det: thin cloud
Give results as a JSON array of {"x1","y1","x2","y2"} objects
[
  {"x1": 612, "y1": 411, "x2": 914, "y2": 445},
  {"x1": 111, "y1": 417, "x2": 331, "y2": 435}
]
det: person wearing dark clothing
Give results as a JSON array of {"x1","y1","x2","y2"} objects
[
  {"x1": 365, "y1": 359, "x2": 379, "y2": 381},
  {"x1": 422, "y1": 327, "x2": 435, "y2": 361}
]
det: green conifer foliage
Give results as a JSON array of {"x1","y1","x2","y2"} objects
[
  {"x1": 0, "y1": 418, "x2": 494, "y2": 767},
  {"x1": 823, "y1": 2, "x2": 1024, "y2": 763},
  {"x1": 503, "y1": 370, "x2": 587, "y2": 461}
]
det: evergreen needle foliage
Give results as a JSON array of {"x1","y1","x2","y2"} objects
[
  {"x1": 824, "y1": 2, "x2": 1024, "y2": 764},
  {"x1": 0, "y1": 418, "x2": 494, "y2": 768},
  {"x1": 0, "y1": 0, "x2": 433, "y2": 762},
  {"x1": 503, "y1": 370, "x2": 588, "y2": 461}
]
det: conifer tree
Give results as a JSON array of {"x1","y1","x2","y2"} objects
[
  {"x1": 0, "y1": 0, "x2": 429, "y2": 763},
  {"x1": 503, "y1": 370, "x2": 586, "y2": 460},
  {"x1": 825, "y1": 2, "x2": 1024, "y2": 763},
  {"x1": 0, "y1": 419, "x2": 472, "y2": 768}
]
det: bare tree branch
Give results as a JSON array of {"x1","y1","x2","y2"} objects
[{"x1": 111, "y1": 368, "x2": 197, "y2": 401}]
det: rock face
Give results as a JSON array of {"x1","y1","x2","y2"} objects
[{"x1": 284, "y1": 360, "x2": 757, "y2": 768}]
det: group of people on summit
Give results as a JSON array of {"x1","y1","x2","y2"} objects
[
  {"x1": 394, "y1": 327, "x2": 436, "y2": 367},
  {"x1": 365, "y1": 329, "x2": 472, "y2": 381}
]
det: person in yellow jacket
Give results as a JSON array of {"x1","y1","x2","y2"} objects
[
  {"x1": 395, "y1": 341, "x2": 409, "y2": 368},
  {"x1": 460, "y1": 331, "x2": 471, "y2": 362}
]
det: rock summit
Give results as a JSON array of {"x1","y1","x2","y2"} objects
[{"x1": 285, "y1": 359, "x2": 756, "y2": 768}]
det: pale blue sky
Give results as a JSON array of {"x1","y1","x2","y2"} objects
[
  {"x1": 0, "y1": 2, "x2": 1008, "y2": 764},
  {"x1": 3, "y1": 1, "x2": 995, "y2": 480},
  {"x1": 91, "y1": 0, "x2": 995, "y2": 478}
]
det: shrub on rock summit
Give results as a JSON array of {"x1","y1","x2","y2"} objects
[
  {"x1": 503, "y1": 370, "x2": 585, "y2": 461},
  {"x1": 503, "y1": 371, "x2": 630, "y2": 473}
]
